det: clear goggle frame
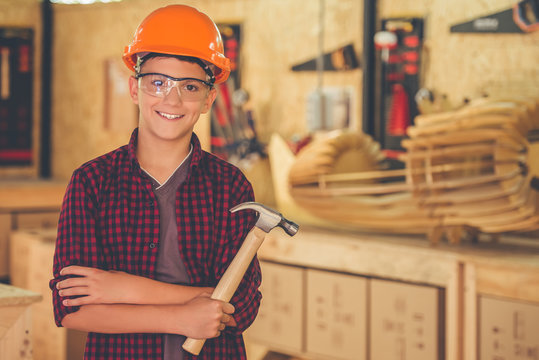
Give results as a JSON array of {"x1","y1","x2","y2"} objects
[{"x1": 136, "y1": 72, "x2": 213, "y2": 101}]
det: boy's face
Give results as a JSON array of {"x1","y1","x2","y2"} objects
[{"x1": 129, "y1": 56, "x2": 217, "y2": 143}]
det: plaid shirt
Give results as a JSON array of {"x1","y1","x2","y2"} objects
[{"x1": 50, "y1": 129, "x2": 261, "y2": 360}]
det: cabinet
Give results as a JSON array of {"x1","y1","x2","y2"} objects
[
  {"x1": 247, "y1": 227, "x2": 539, "y2": 360},
  {"x1": 462, "y1": 241, "x2": 539, "y2": 360},
  {"x1": 254, "y1": 227, "x2": 461, "y2": 360}
]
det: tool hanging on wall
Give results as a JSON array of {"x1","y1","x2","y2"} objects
[
  {"x1": 388, "y1": 83, "x2": 410, "y2": 136},
  {"x1": 211, "y1": 24, "x2": 241, "y2": 160},
  {"x1": 0, "y1": 28, "x2": 34, "y2": 167},
  {"x1": 450, "y1": 0, "x2": 539, "y2": 33},
  {"x1": 373, "y1": 17, "x2": 424, "y2": 154},
  {"x1": 232, "y1": 88, "x2": 266, "y2": 158},
  {"x1": 291, "y1": 43, "x2": 360, "y2": 72}
]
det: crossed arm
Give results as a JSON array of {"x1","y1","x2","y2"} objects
[{"x1": 57, "y1": 266, "x2": 236, "y2": 339}]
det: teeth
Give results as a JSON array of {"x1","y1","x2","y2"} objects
[{"x1": 158, "y1": 111, "x2": 181, "y2": 120}]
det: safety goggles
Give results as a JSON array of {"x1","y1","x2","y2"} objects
[{"x1": 136, "y1": 72, "x2": 213, "y2": 101}]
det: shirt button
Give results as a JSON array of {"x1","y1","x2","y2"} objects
[
  {"x1": 147, "y1": 201, "x2": 154, "y2": 207},
  {"x1": 149, "y1": 243, "x2": 156, "y2": 249}
]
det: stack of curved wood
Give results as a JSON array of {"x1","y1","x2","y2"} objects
[{"x1": 288, "y1": 96, "x2": 539, "y2": 244}]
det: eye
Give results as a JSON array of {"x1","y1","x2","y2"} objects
[
  {"x1": 181, "y1": 80, "x2": 203, "y2": 93},
  {"x1": 144, "y1": 74, "x2": 170, "y2": 90}
]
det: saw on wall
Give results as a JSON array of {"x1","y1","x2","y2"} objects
[
  {"x1": 450, "y1": 0, "x2": 539, "y2": 33},
  {"x1": 291, "y1": 43, "x2": 359, "y2": 72}
]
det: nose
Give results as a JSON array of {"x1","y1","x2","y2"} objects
[{"x1": 163, "y1": 84, "x2": 183, "y2": 104}]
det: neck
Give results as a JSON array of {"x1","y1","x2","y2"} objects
[{"x1": 136, "y1": 131, "x2": 192, "y2": 183}]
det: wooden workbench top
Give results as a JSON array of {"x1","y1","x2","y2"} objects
[
  {"x1": 0, "y1": 180, "x2": 67, "y2": 211},
  {"x1": 0, "y1": 283, "x2": 41, "y2": 307},
  {"x1": 261, "y1": 225, "x2": 539, "y2": 287}
]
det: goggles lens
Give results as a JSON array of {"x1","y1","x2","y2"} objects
[{"x1": 136, "y1": 73, "x2": 212, "y2": 101}]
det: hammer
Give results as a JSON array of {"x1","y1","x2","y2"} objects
[{"x1": 182, "y1": 201, "x2": 299, "y2": 355}]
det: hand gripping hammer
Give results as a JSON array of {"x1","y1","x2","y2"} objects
[{"x1": 182, "y1": 201, "x2": 299, "y2": 355}]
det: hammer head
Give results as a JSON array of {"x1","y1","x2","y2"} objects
[{"x1": 230, "y1": 201, "x2": 299, "y2": 236}]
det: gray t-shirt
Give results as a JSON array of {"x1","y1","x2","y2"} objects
[{"x1": 144, "y1": 150, "x2": 192, "y2": 360}]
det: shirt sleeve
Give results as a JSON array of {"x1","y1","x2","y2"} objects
[
  {"x1": 49, "y1": 167, "x2": 101, "y2": 327},
  {"x1": 218, "y1": 174, "x2": 262, "y2": 335}
]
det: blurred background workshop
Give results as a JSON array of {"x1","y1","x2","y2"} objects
[{"x1": 1, "y1": 0, "x2": 539, "y2": 359}]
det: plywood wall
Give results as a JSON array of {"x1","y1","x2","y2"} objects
[
  {"x1": 51, "y1": 0, "x2": 363, "y2": 179},
  {"x1": 380, "y1": 0, "x2": 539, "y2": 104},
  {"x1": 1, "y1": 0, "x2": 537, "y2": 180}
]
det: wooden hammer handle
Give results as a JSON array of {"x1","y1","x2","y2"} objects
[{"x1": 182, "y1": 227, "x2": 266, "y2": 355}]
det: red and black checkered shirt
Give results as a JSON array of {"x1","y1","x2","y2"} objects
[{"x1": 50, "y1": 129, "x2": 261, "y2": 359}]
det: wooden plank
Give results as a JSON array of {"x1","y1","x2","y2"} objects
[
  {"x1": 0, "y1": 181, "x2": 66, "y2": 212},
  {"x1": 0, "y1": 284, "x2": 41, "y2": 307},
  {"x1": 472, "y1": 261, "x2": 539, "y2": 303},
  {"x1": 0, "y1": 284, "x2": 41, "y2": 360},
  {"x1": 0, "y1": 305, "x2": 33, "y2": 360}
]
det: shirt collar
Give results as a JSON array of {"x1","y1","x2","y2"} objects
[{"x1": 128, "y1": 128, "x2": 204, "y2": 173}]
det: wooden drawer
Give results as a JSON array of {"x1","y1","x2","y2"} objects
[
  {"x1": 370, "y1": 278, "x2": 443, "y2": 360},
  {"x1": 306, "y1": 269, "x2": 367, "y2": 360},
  {"x1": 479, "y1": 295, "x2": 539, "y2": 360},
  {"x1": 245, "y1": 261, "x2": 305, "y2": 353}
]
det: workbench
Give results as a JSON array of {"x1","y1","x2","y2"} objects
[{"x1": 245, "y1": 226, "x2": 539, "y2": 360}]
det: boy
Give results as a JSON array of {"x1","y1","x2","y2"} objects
[{"x1": 49, "y1": 5, "x2": 262, "y2": 360}]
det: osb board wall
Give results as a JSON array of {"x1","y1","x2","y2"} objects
[
  {"x1": 0, "y1": 0, "x2": 42, "y2": 178},
  {"x1": 51, "y1": 0, "x2": 363, "y2": 179},
  {"x1": 6, "y1": 0, "x2": 537, "y2": 180},
  {"x1": 380, "y1": 0, "x2": 539, "y2": 105}
]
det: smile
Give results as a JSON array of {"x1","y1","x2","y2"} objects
[{"x1": 157, "y1": 111, "x2": 183, "y2": 120}]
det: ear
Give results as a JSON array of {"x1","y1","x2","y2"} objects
[
  {"x1": 128, "y1": 76, "x2": 139, "y2": 104},
  {"x1": 201, "y1": 88, "x2": 218, "y2": 114}
]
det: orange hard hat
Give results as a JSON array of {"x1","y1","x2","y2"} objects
[{"x1": 123, "y1": 4, "x2": 230, "y2": 84}]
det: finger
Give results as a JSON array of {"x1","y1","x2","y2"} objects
[
  {"x1": 60, "y1": 265, "x2": 98, "y2": 277},
  {"x1": 62, "y1": 296, "x2": 91, "y2": 307},
  {"x1": 218, "y1": 323, "x2": 226, "y2": 331},
  {"x1": 59, "y1": 287, "x2": 90, "y2": 297},
  {"x1": 199, "y1": 291, "x2": 212, "y2": 298},
  {"x1": 57, "y1": 277, "x2": 89, "y2": 290},
  {"x1": 222, "y1": 302, "x2": 235, "y2": 315},
  {"x1": 221, "y1": 314, "x2": 231, "y2": 323}
]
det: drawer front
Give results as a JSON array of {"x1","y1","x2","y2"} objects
[
  {"x1": 370, "y1": 278, "x2": 442, "y2": 360},
  {"x1": 306, "y1": 269, "x2": 368, "y2": 360},
  {"x1": 246, "y1": 261, "x2": 305, "y2": 353},
  {"x1": 479, "y1": 295, "x2": 539, "y2": 360}
]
